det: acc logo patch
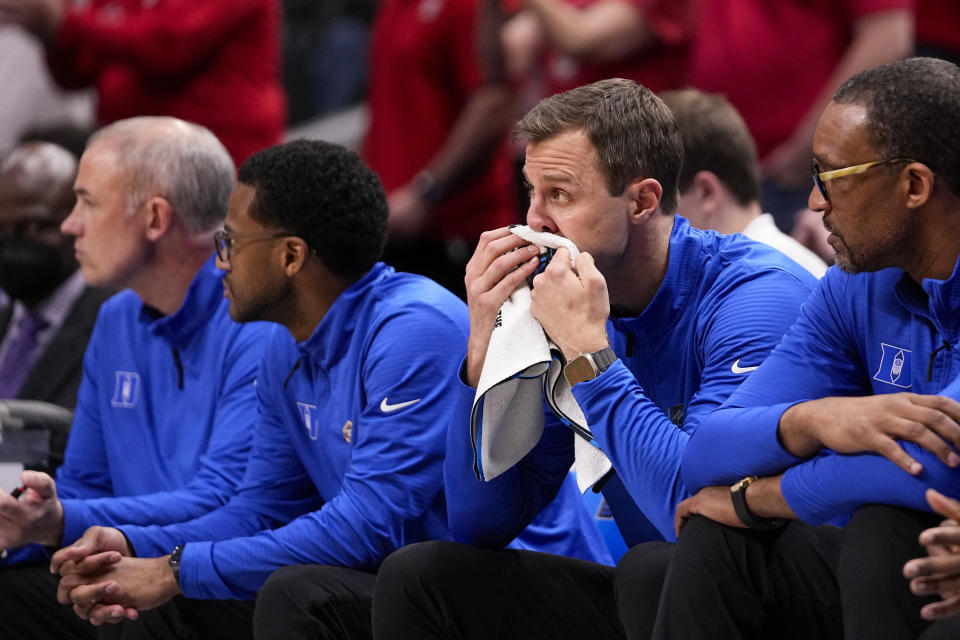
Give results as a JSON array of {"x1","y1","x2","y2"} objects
[
  {"x1": 342, "y1": 420, "x2": 353, "y2": 444},
  {"x1": 873, "y1": 343, "x2": 912, "y2": 389},
  {"x1": 110, "y1": 371, "x2": 141, "y2": 408}
]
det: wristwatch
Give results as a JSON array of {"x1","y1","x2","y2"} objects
[
  {"x1": 169, "y1": 544, "x2": 185, "y2": 589},
  {"x1": 563, "y1": 347, "x2": 616, "y2": 387},
  {"x1": 730, "y1": 476, "x2": 786, "y2": 530}
]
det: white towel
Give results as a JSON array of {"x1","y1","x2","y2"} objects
[{"x1": 470, "y1": 226, "x2": 613, "y2": 492}]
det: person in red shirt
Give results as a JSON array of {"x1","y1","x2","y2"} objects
[
  {"x1": 0, "y1": 0, "x2": 285, "y2": 168},
  {"x1": 688, "y1": 0, "x2": 914, "y2": 232},
  {"x1": 364, "y1": 0, "x2": 519, "y2": 299}
]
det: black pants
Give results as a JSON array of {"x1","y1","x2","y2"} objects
[
  {"x1": 252, "y1": 564, "x2": 377, "y2": 640},
  {"x1": 0, "y1": 563, "x2": 254, "y2": 640},
  {"x1": 372, "y1": 540, "x2": 637, "y2": 639},
  {"x1": 652, "y1": 516, "x2": 843, "y2": 640},
  {"x1": 838, "y1": 504, "x2": 941, "y2": 639},
  {"x1": 613, "y1": 541, "x2": 674, "y2": 640}
]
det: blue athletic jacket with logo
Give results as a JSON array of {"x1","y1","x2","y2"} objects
[
  {"x1": 119, "y1": 264, "x2": 610, "y2": 600},
  {"x1": 683, "y1": 256, "x2": 960, "y2": 523},
  {"x1": 445, "y1": 216, "x2": 818, "y2": 545},
  {"x1": 3, "y1": 256, "x2": 265, "y2": 565}
]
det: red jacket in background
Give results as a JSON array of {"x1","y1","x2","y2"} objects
[{"x1": 47, "y1": 0, "x2": 285, "y2": 167}]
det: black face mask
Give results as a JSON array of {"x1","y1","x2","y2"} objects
[{"x1": 0, "y1": 239, "x2": 70, "y2": 305}]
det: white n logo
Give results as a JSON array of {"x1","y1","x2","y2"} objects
[{"x1": 297, "y1": 402, "x2": 320, "y2": 440}]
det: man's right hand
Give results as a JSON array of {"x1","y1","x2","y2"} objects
[
  {"x1": 463, "y1": 228, "x2": 541, "y2": 387},
  {"x1": 51, "y1": 525, "x2": 132, "y2": 577},
  {"x1": 779, "y1": 393, "x2": 960, "y2": 475},
  {"x1": 0, "y1": 470, "x2": 64, "y2": 548}
]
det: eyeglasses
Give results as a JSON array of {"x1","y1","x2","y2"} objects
[
  {"x1": 213, "y1": 228, "x2": 291, "y2": 261},
  {"x1": 810, "y1": 157, "x2": 915, "y2": 201}
]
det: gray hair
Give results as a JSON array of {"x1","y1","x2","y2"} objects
[{"x1": 87, "y1": 117, "x2": 235, "y2": 233}]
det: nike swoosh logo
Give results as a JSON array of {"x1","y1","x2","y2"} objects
[
  {"x1": 380, "y1": 397, "x2": 422, "y2": 413},
  {"x1": 731, "y1": 359, "x2": 760, "y2": 374}
]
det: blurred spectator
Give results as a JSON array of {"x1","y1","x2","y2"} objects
[
  {"x1": 0, "y1": 0, "x2": 285, "y2": 167},
  {"x1": 0, "y1": 141, "x2": 109, "y2": 409},
  {"x1": 688, "y1": 0, "x2": 914, "y2": 232},
  {"x1": 0, "y1": 25, "x2": 92, "y2": 159},
  {"x1": 790, "y1": 207, "x2": 835, "y2": 264},
  {"x1": 282, "y1": 0, "x2": 378, "y2": 124},
  {"x1": 501, "y1": 0, "x2": 694, "y2": 96},
  {"x1": 364, "y1": 0, "x2": 518, "y2": 298},
  {"x1": 662, "y1": 88, "x2": 827, "y2": 278}
]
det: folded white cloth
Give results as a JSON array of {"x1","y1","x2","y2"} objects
[{"x1": 470, "y1": 226, "x2": 613, "y2": 492}]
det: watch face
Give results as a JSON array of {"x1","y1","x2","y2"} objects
[{"x1": 564, "y1": 355, "x2": 597, "y2": 386}]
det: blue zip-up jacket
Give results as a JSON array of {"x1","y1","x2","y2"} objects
[
  {"x1": 445, "y1": 217, "x2": 818, "y2": 544},
  {"x1": 4, "y1": 256, "x2": 265, "y2": 565},
  {"x1": 119, "y1": 264, "x2": 609, "y2": 600},
  {"x1": 683, "y1": 255, "x2": 960, "y2": 524}
]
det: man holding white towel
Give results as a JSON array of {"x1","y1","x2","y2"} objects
[{"x1": 372, "y1": 78, "x2": 818, "y2": 639}]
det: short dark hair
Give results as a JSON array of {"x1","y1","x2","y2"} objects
[
  {"x1": 659, "y1": 89, "x2": 760, "y2": 207},
  {"x1": 834, "y1": 57, "x2": 960, "y2": 197},
  {"x1": 514, "y1": 78, "x2": 682, "y2": 214},
  {"x1": 238, "y1": 139, "x2": 388, "y2": 277}
]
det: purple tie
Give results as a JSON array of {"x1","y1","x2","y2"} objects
[{"x1": 0, "y1": 310, "x2": 49, "y2": 398}]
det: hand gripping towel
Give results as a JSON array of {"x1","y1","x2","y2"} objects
[{"x1": 470, "y1": 225, "x2": 613, "y2": 492}]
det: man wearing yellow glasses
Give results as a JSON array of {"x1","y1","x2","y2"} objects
[{"x1": 651, "y1": 56, "x2": 960, "y2": 640}]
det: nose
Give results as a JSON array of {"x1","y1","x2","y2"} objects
[
  {"x1": 525, "y1": 195, "x2": 558, "y2": 234},
  {"x1": 60, "y1": 204, "x2": 81, "y2": 236},
  {"x1": 807, "y1": 182, "x2": 829, "y2": 214},
  {"x1": 215, "y1": 253, "x2": 230, "y2": 271}
]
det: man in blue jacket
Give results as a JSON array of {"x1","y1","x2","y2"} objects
[
  {"x1": 50, "y1": 139, "x2": 608, "y2": 639},
  {"x1": 0, "y1": 116, "x2": 267, "y2": 638},
  {"x1": 370, "y1": 78, "x2": 818, "y2": 639},
  {"x1": 653, "y1": 57, "x2": 960, "y2": 640}
]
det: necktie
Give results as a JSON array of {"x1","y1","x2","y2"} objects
[{"x1": 0, "y1": 310, "x2": 49, "y2": 398}]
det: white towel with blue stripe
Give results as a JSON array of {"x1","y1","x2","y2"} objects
[{"x1": 469, "y1": 225, "x2": 613, "y2": 492}]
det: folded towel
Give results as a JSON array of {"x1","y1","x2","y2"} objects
[{"x1": 470, "y1": 226, "x2": 613, "y2": 492}]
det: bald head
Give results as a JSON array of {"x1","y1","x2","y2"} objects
[{"x1": 86, "y1": 116, "x2": 236, "y2": 234}]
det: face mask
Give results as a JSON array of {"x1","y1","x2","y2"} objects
[{"x1": 0, "y1": 239, "x2": 70, "y2": 304}]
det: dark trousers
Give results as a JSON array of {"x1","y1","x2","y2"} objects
[
  {"x1": 652, "y1": 516, "x2": 843, "y2": 640},
  {"x1": 252, "y1": 564, "x2": 377, "y2": 640},
  {"x1": 372, "y1": 540, "x2": 631, "y2": 640},
  {"x1": 0, "y1": 563, "x2": 254, "y2": 640},
  {"x1": 614, "y1": 541, "x2": 674, "y2": 640},
  {"x1": 838, "y1": 504, "x2": 941, "y2": 640}
]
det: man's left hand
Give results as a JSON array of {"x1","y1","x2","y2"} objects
[
  {"x1": 58, "y1": 555, "x2": 180, "y2": 625},
  {"x1": 905, "y1": 489, "x2": 960, "y2": 620},
  {"x1": 674, "y1": 486, "x2": 744, "y2": 536},
  {"x1": 529, "y1": 248, "x2": 610, "y2": 360}
]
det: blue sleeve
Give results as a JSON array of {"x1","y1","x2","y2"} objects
[
  {"x1": 782, "y1": 445, "x2": 960, "y2": 524},
  {"x1": 179, "y1": 306, "x2": 467, "y2": 600},
  {"x1": 54, "y1": 315, "x2": 112, "y2": 499},
  {"x1": 443, "y1": 366, "x2": 574, "y2": 549},
  {"x1": 58, "y1": 323, "x2": 266, "y2": 545},
  {"x1": 581, "y1": 267, "x2": 811, "y2": 541},
  {"x1": 781, "y1": 373, "x2": 960, "y2": 523},
  {"x1": 683, "y1": 271, "x2": 869, "y2": 492},
  {"x1": 119, "y1": 352, "x2": 322, "y2": 558}
]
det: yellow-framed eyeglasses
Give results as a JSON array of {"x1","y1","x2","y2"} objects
[{"x1": 810, "y1": 157, "x2": 915, "y2": 201}]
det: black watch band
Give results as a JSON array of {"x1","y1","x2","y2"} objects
[
  {"x1": 169, "y1": 544, "x2": 185, "y2": 590},
  {"x1": 730, "y1": 477, "x2": 786, "y2": 530}
]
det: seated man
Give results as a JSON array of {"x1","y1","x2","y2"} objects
[
  {"x1": 0, "y1": 117, "x2": 266, "y2": 639},
  {"x1": 51, "y1": 139, "x2": 607, "y2": 639},
  {"x1": 370, "y1": 78, "x2": 818, "y2": 639},
  {"x1": 0, "y1": 141, "x2": 109, "y2": 410},
  {"x1": 653, "y1": 57, "x2": 960, "y2": 640},
  {"x1": 660, "y1": 88, "x2": 828, "y2": 278}
]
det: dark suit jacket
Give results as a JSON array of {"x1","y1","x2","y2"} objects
[{"x1": 0, "y1": 286, "x2": 112, "y2": 409}]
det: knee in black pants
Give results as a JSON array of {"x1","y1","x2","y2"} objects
[{"x1": 614, "y1": 542, "x2": 673, "y2": 640}]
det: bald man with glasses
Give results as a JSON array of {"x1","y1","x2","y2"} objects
[{"x1": 644, "y1": 57, "x2": 960, "y2": 640}]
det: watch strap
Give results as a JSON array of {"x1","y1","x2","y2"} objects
[
  {"x1": 169, "y1": 544, "x2": 185, "y2": 589},
  {"x1": 730, "y1": 477, "x2": 786, "y2": 530}
]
